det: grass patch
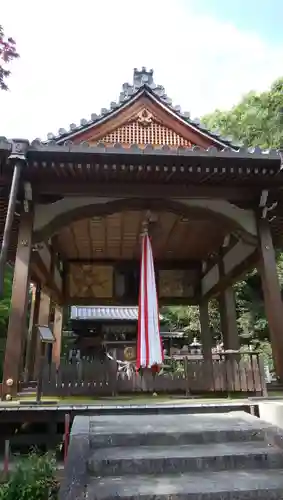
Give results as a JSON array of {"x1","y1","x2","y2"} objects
[{"x1": 0, "y1": 452, "x2": 58, "y2": 499}]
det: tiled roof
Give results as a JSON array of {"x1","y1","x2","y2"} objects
[
  {"x1": 0, "y1": 138, "x2": 280, "y2": 162},
  {"x1": 71, "y1": 306, "x2": 139, "y2": 321},
  {"x1": 45, "y1": 67, "x2": 242, "y2": 149},
  {"x1": 70, "y1": 306, "x2": 164, "y2": 322}
]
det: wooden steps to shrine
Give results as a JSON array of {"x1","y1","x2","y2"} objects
[{"x1": 59, "y1": 412, "x2": 283, "y2": 499}]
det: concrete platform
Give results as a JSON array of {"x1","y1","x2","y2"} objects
[
  {"x1": 8, "y1": 399, "x2": 258, "y2": 415},
  {"x1": 87, "y1": 470, "x2": 283, "y2": 499}
]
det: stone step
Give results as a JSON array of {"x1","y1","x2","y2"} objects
[
  {"x1": 89, "y1": 413, "x2": 266, "y2": 448},
  {"x1": 86, "y1": 469, "x2": 283, "y2": 499},
  {"x1": 88, "y1": 441, "x2": 283, "y2": 476}
]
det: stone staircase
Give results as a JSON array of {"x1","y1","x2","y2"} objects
[{"x1": 60, "y1": 411, "x2": 283, "y2": 499}]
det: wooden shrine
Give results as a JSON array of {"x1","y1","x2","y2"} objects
[
  {"x1": 0, "y1": 67, "x2": 282, "y2": 398},
  {"x1": 69, "y1": 305, "x2": 186, "y2": 360}
]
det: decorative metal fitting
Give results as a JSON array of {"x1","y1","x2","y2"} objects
[{"x1": 6, "y1": 378, "x2": 13, "y2": 387}]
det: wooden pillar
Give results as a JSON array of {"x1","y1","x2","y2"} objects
[
  {"x1": 24, "y1": 283, "x2": 41, "y2": 381},
  {"x1": 258, "y1": 218, "x2": 283, "y2": 381},
  {"x1": 2, "y1": 209, "x2": 33, "y2": 398},
  {"x1": 33, "y1": 291, "x2": 51, "y2": 379},
  {"x1": 199, "y1": 299, "x2": 212, "y2": 360},
  {"x1": 218, "y1": 286, "x2": 240, "y2": 351},
  {"x1": 52, "y1": 305, "x2": 63, "y2": 368}
]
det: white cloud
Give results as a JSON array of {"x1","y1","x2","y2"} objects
[{"x1": 0, "y1": 0, "x2": 282, "y2": 140}]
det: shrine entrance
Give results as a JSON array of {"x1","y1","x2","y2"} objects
[
  {"x1": 0, "y1": 67, "x2": 282, "y2": 400},
  {"x1": 26, "y1": 200, "x2": 265, "y2": 398}
]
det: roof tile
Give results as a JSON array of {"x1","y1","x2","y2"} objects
[
  {"x1": 70, "y1": 306, "x2": 164, "y2": 322},
  {"x1": 70, "y1": 306, "x2": 139, "y2": 321}
]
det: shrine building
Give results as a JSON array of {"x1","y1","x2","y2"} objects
[
  {"x1": 0, "y1": 67, "x2": 282, "y2": 398},
  {"x1": 69, "y1": 305, "x2": 186, "y2": 360}
]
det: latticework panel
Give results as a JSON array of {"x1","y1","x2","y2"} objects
[{"x1": 90, "y1": 118, "x2": 193, "y2": 148}]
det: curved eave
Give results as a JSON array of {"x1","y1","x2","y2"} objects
[
  {"x1": 0, "y1": 142, "x2": 281, "y2": 190},
  {"x1": 19, "y1": 141, "x2": 283, "y2": 163}
]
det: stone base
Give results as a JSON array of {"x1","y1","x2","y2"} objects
[
  {"x1": 259, "y1": 401, "x2": 283, "y2": 429},
  {"x1": 59, "y1": 412, "x2": 283, "y2": 499}
]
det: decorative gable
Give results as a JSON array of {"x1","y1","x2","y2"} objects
[
  {"x1": 52, "y1": 67, "x2": 238, "y2": 151},
  {"x1": 88, "y1": 107, "x2": 194, "y2": 148}
]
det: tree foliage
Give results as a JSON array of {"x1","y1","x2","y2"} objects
[
  {"x1": 0, "y1": 24, "x2": 19, "y2": 90},
  {"x1": 162, "y1": 302, "x2": 221, "y2": 345},
  {"x1": 202, "y1": 78, "x2": 283, "y2": 149},
  {"x1": 0, "y1": 266, "x2": 13, "y2": 336},
  {"x1": 164, "y1": 75, "x2": 283, "y2": 366}
]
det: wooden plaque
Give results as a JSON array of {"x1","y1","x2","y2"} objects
[
  {"x1": 158, "y1": 270, "x2": 195, "y2": 298},
  {"x1": 68, "y1": 264, "x2": 113, "y2": 298}
]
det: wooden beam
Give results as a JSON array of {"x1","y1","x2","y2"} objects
[
  {"x1": 52, "y1": 305, "x2": 63, "y2": 369},
  {"x1": 201, "y1": 240, "x2": 258, "y2": 299},
  {"x1": 218, "y1": 248, "x2": 240, "y2": 351},
  {"x1": 218, "y1": 287, "x2": 240, "y2": 350},
  {"x1": 32, "y1": 243, "x2": 63, "y2": 300},
  {"x1": 67, "y1": 258, "x2": 200, "y2": 270},
  {"x1": 258, "y1": 218, "x2": 283, "y2": 381},
  {"x1": 199, "y1": 299, "x2": 212, "y2": 361},
  {"x1": 64, "y1": 296, "x2": 199, "y2": 306},
  {"x1": 2, "y1": 208, "x2": 33, "y2": 398},
  {"x1": 24, "y1": 283, "x2": 41, "y2": 381},
  {"x1": 32, "y1": 181, "x2": 257, "y2": 201},
  {"x1": 33, "y1": 291, "x2": 51, "y2": 379}
]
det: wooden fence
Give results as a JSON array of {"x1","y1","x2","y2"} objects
[{"x1": 39, "y1": 353, "x2": 266, "y2": 397}]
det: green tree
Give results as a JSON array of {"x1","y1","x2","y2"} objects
[
  {"x1": 202, "y1": 78, "x2": 283, "y2": 149},
  {"x1": 0, "y1": 266, "x2": 13, "y2": 377},
  {"x1": 0, "y1": 266, "x2": 12, "y2": 336},
  {"x1": 162, "y1": 300, "x2": 221, "y2": 344},
  {"x1": 164, "y1": 75, "x2": 283, "y2": 368}
]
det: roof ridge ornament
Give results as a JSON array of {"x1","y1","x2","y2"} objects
[{"x1": 133, "y1": 67, "x2": 154, "y2": 87}]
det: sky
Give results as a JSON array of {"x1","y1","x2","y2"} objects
[{"x1": 1, "y1": 0, "x2": 283, "y2": 140}]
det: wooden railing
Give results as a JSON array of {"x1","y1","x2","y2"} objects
[{"x1": 39, "y1": 352, "x2": 266, "y2": 397}]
